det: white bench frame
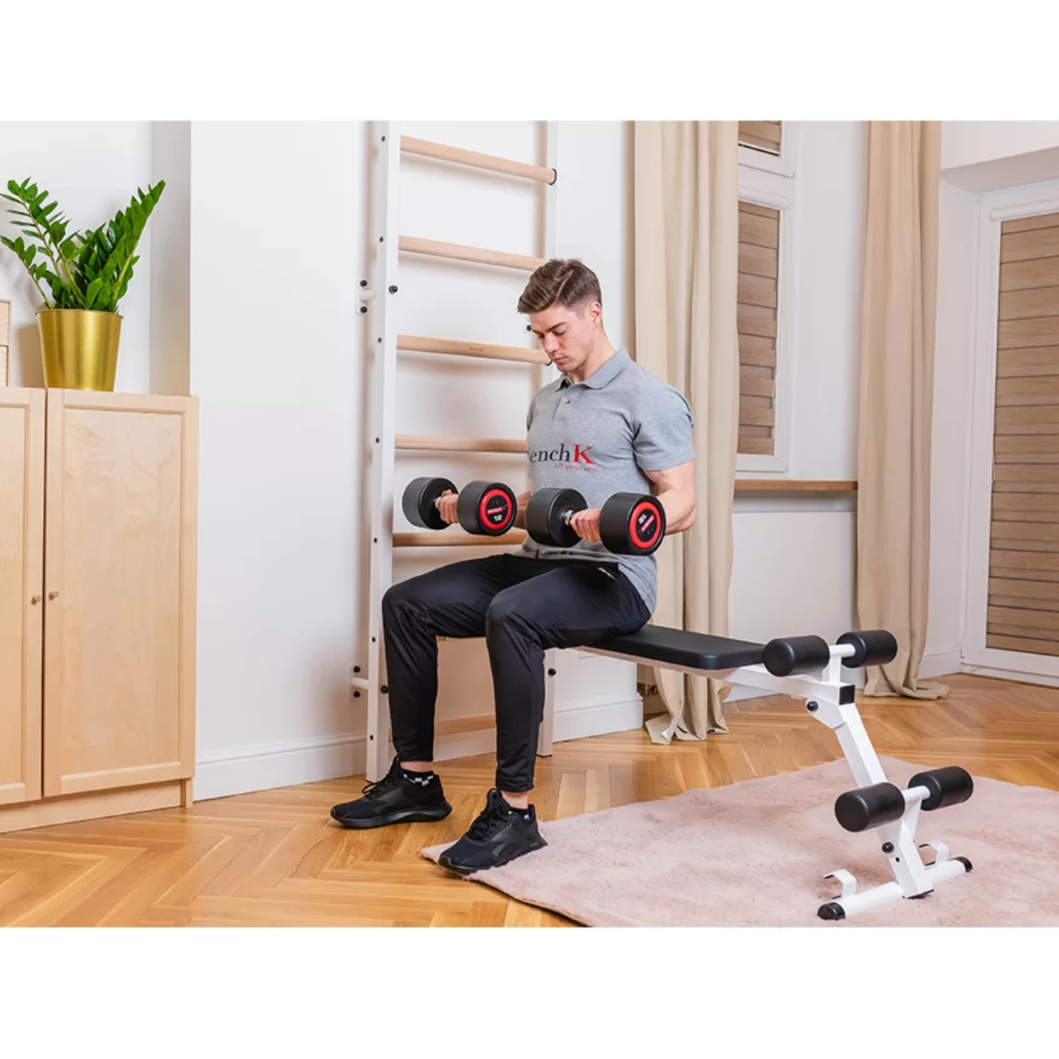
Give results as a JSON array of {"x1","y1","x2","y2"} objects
[{"x1": 585, "y1": 636, "x2": 972, "y2": 920}]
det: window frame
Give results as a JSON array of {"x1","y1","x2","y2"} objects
[
  {"x1": 738, "y1": 123, "x2": 791, "y2": 177},
  {"x1": 737, "y1": 122, "x2": 797, "y2": 475},
  {"x1": 964, "y1": 178, "x2": 1059, "y2": 682}
]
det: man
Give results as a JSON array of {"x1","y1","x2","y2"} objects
[{"x1": 331, "y1": 259, "x2": 697, "y2": 874}]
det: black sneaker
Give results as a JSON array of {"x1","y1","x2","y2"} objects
[
  {"x1": 330, "y1": 757, "x2": 452, "y2": 829},
  {"x1": 437, "y1": 789, "x2": 547, "y2": 875}
]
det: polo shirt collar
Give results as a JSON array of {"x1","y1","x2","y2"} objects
[{"x1": 558, "y1": 347, "x2": 630, "y2": 390}]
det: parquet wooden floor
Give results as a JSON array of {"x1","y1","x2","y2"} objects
[{"x1": 3, "y1": 672, "x2": 1059, "y2": 927}]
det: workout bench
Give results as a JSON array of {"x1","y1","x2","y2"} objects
[{"x1": 582, "y1": 626, "x2": 974, "y2": 921}]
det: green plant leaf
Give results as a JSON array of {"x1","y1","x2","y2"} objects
[
  {"x1": 85, "y1": 276, "x2": 103, "y2": 309},
  {"x1": 2, "y1": 175, "x2": 162, "y2": 314}
]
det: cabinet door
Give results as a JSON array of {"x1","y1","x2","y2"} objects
[
  {"x1": 0, "y1": 389, "x2": 45, "y2": 805},
  {"x1": 44, "y1": 390, "x2": 198, "y2": 797}
]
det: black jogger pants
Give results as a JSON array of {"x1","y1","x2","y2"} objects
[{"x1": 382, "y1": 553, "x2": 651, "y2": 793}]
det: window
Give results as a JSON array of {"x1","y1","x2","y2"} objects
[
  {"x1": 739, "y1": 121, "x2": 782, "y2": 157},
  {"x1": 737, "y1": 121, "x2": 794, "y2": 472},
  {"x1": 737, "y1": 203, "x2": 779, "y2": 456},
  {"x1": 986, "y1": 209, "x2": 1059, "y2": 658}
]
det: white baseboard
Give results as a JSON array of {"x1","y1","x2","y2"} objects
[
  {"x1": 195, "y1": 696, "x2": 644, "y2": 800},
  {"x1": 195, "y1": 731, "x2": 366, "y2": 802},
  {"x1": 553, "y1": 696, "x2": 644, "y2": 742},
  {"x1": 433, "y1": 729, "x2": 497, "y2": 764},
  {"x1": 921, "y1": 650, "x2": 963, "y2": 680},
  {"x1": 960, "y1": 663, "x2": 1059, "y2": 691}
]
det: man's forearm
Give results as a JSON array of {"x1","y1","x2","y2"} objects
[{"x1": 656, "y1": 488, "x2": 696, "y2": 534}]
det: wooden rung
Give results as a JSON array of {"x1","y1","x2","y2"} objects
[
  {"x1": 394, "y1": 530, "x2": 527, "y2": 548},
  {"x1": 398, "y1": 335, "x2": 549, "y2": 365},
  {"x1": 734, "y1": 480, "x2": 858, "y2": 492},
  {"x1": 399, "y1": 236, "x2": 546, "y2": 272},
  {"x1": 401, "y1": 136, "x2": 556, "y2": 185},
  {"x1": 395, "y1": 434, "x2": 527, "y2": 454}
]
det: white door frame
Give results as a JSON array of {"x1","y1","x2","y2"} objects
[{"x1": 963, "y1": 179, "x2": 1059, "y2": 682}]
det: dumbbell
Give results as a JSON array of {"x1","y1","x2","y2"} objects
[
  {"x1": 525, "y1": 488, "x2": 667, "y2": 556},
  {"x1": 402, "y1": 476, "x2": 517, "y2": 537}
]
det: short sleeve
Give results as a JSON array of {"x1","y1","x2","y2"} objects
[
  {"x1": 526, "y1": 393, "x2": 536, "y2": 432},
  {"x1": 633, "y1": 384, "x2": 696, "y2": 471}
]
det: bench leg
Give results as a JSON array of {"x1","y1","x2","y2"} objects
[{"x1": 726, "y1": 655, "x2": 973, "y2": 920}]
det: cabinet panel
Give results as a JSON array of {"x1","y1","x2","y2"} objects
[
  {"x1": 0, "y1": 389, "x2": 44, "y2": 805},
  {"x1": 44, "y1": 390, "x2": 197, "y2": 797}
]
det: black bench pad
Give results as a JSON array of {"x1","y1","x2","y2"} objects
[{"x1": 590, "y1": 625, "x2": 766, "y2": 671}]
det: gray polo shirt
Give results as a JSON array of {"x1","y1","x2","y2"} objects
[{"x1": 520, "y1": 348, "x2": 695, "y2": 613}]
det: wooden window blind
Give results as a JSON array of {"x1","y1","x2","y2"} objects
[
  {"x1": 739, "y1": 122, "x2": 782, "y2": 156},
  {"x1": 738, "y1": 203, "x2": 779, "y2": 456},
  {"x1": 988, "y1": 210, "x2": 1059, "y2": 656}
]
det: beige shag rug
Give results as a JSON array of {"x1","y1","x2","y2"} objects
[{"x1": 421, "y1": 756, "x2": 1059, "y2": 926}]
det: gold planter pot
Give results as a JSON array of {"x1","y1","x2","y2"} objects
[{"x1": 37, "y1": 309, "x2": 122, "y2": 391}]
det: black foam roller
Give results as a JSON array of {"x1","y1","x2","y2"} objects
[
  {"x1": 908, "y1": 766, "x2": 974, "y2": 811},
  {"x1": 834, "y1": 782, "x2": 906, "y2": 833},
  {"x1": 837, "y1": 629, "x2": 898, "y2": 669},
  {"x1": 763, "y1": 635, "x2": 831, "y2": 677}
]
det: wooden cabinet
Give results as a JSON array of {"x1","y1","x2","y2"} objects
[
  {"x1": 0, "y1": 388, "x2": 45, "y2": 807},
  {"x1": 0, "y1": 389, "x2": 198, "y2": 833}
]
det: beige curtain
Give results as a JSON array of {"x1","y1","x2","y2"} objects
[
  {"x1": 857, "y1": 121, "x2": 949, "y2": 700},
  {"x1": 633, "y1": 122, "x2": 741, "y2": 742}
]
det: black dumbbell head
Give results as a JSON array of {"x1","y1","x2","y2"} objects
[
  {"x1": 599, "y1": 493, "x2": 666, "y2": 556},
  {"x1": 403, "y1": 476, "x2": 457, "y2": 530},
  {"x1": 457, "y1": 481, "x2": 518, "y2": 536},
  {"x1": 526, "y1": 488, "x2": 585, "y2": 548}
]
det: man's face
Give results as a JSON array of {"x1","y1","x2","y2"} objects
[{"x1": 528, "y1": 300, "x2": 601, "y2": 373}]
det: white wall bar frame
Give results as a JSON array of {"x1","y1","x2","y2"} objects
[
  {"x1": 362, "y1": 123, "x2": 561, "y2": 782},
  {"x1": 365, "y1": 126, "x2": 403, "y2": 782}
]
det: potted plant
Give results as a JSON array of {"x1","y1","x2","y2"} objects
[{"x1": 0, "y1": 177, "x2": 165, "y2": 391}]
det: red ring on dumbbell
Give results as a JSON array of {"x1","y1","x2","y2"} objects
[
  {"x1": 479, "y1": 488, "x2": 515, "y2": 530},
  {"x1": 629, "y1": 500, "x2": 663, "y2": 551}
]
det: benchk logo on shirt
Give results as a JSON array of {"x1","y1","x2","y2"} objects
[{"x1": 528, "y1": 443, "x2": 599, "y2": 472}]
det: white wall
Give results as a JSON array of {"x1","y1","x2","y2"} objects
[
  {"x1": 730, "y1": 122, "x2": 867, "y2": 673},
  {"x1": 926, "y1": 178, "x2": 979, "y2": 673},
  {"x1": 150, "y1": 121, "x2": 191, "y2": 396},
  {"x1": 0, "y1": 122, "x2": 154, "y2": 393},
  {"x1": 942, "y1": 122, "x2": 1059, "y2": 194},
  {"x1": 942, "y1": 122, "x2": 1059, "y2": 171},
  {"x1": 188, "y1": 122, "x2": 368, "y2": 797}
]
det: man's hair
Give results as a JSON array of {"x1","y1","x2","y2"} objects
[{"x1": 517, "y1": 258, "x2": 602, "y2": 315}]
